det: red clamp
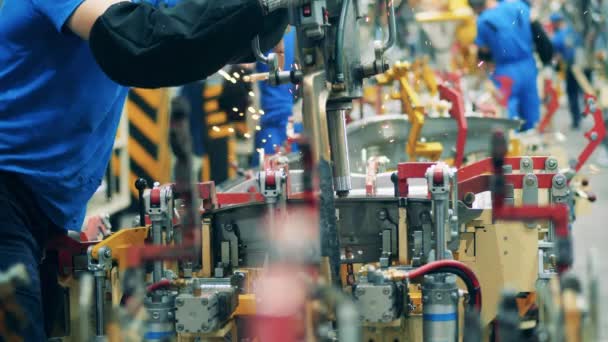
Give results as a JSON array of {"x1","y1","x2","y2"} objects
[
  {"x1": 397, "y1": 156, "x2": 555, "y2": 199},
  {"x1": 575, "y1": 94, "x2": 607, "y2": 172},
  {"x1": 45, "y1": 235, "x2": 97, "y2": 277},
  {"x1": 494, "y1": 75, "x2": 514, "y2": 108},
  {"x1": 438, "y1": 84, "x2": 468, "y2": 168},
  {"x1": 537, "y1": 78, "x2": 559, "y2": 134},
  {"x1": 150, "y1": 187, "x2": 161, "y2": 207}
]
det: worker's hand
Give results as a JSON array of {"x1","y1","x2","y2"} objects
[{"x1": 228, "y1": 9, "x2": 289, "y2": 64}]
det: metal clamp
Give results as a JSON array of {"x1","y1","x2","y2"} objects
[
  {"x1": 425, "y1": 162, "x2": 458, "y2": 260},
  {"x1": 257, "y1": 169, "x2": 287, "y2": 204}
]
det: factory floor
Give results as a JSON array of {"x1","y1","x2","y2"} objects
[{"x1": 549, "y1": 107, "x2": 608, "y2": 339}]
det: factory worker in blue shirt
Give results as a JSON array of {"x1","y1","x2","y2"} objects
[
  {"x1": 469, "y1": 0, "x2": 541, "y2": 131},
  {"x1": 0, "y1": 0, "x2": 296, "y2": 339},
  {"x1": 551, "y1": 12, "x2": 583, "y2": 129},
  {"x1": 254, "y1": 29, "x2": 297, "y2": 160}
]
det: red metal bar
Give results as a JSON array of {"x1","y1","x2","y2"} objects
[
  {"x1": 493, "y1": 205, "x2": 570, "y2": 274},
  {"x1": 217, "y1": 192, "x2": 264, "y2": 205},
  {"x1": 575, "y1": 94, "x2": 607, "y2": 172},
  {"x1": 490, "y1": 130, "x2": 572, "y2": 274},
  {"x1": 438, "y1": 84, "x2": 468, "y2": 169},
  {"x1": 397, "y1": 162, "x2": 436, "y2": 197},
  {"x1": 495, "y1": 75, "x2": 513, "y2": 108},
  {"x1": 457, "y1": 156, "x2": 549, "y2": 182},
  {"x1": 45, "y1": 235, "x2": 97, "y2": 277},
  {"x1": 458, "y1": 173, "x2": 555, "y2": 200},
  {"x1": 538, "y1": 78, "x2": 559, "y2": 134}
]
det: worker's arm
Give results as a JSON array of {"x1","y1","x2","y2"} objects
[
  {"x1": 473, "y1": 18, "x2": 494, "y2": 62},
  {"x1": 35, "y1": 0, "x2": 289, "y2": 88}
]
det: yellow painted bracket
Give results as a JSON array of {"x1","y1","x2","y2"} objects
[
  {"x1": 91, "y1": 227, "x2": 149, "y2": 270},
  {"x1": 378, "y1": 62, "x2": 443, "y2": 161}
]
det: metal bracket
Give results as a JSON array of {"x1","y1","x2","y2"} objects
[
  {"x1": 520, "y1": 157, "x2": 534, "y2": 174},
  {"x1": 550, "y1": 174, "x2": 569, "y2": 205},
  {"x1": 544, "y1": 157, "x2": 559, "y2": 173},
  {"x1": 522, "y1": 174, "x2": 539, "y2": 228}
]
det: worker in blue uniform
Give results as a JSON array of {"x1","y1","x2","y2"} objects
[
  {"x1": 254, "y1": 29, "x2": 297, "y2": 162},
  {"x1": 0, "y1": 0, "x2": 294, "y2": 339},
  {"x1": 469, "y1": 0, "x2": 541, "y2": 131},
  {"x1": 551, "y1": 12, "x2": 583, "y2": 129}
]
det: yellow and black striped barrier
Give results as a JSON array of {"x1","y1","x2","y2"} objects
[{"x1": 112, "y1": 88, "x2": 172, "y2": 200}]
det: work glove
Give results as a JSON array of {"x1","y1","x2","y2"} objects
[{"x1": 227, "y1": 8, "x2": 289, "y2": 64}]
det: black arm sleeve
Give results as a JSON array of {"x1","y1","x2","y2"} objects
[{"x1": 89, "y1": 0, "x2": 287, "y2": 88}]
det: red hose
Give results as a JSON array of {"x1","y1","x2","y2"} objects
[
  {"x1": 399, "y1": 260, "x2": 482, "y2": 311},
  {"x1": 146, "y1": 279, "x2": 172, "y2": 293}
]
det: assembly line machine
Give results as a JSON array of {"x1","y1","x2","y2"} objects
[{"x1": 0, "y1": 1, "x2": 604, "y2": 341}]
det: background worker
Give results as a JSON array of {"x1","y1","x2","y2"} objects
[
  {"x1": 0, "y1": 0, "x2": 299, "y2": 339},
  {"x1": 254, "y1": 29, "x2": 297, "y2": 163},
  {"x1": 468, "y1": 0, "x2": 541, "y2": 131},
  {"x1": 551, "y1": 12, "x2": 584, "y2": 129}
]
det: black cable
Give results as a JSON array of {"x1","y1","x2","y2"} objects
[{"x1": 335, "y1": 0, "x2": 350, "y2": 83}]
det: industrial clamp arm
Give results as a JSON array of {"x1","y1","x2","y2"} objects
[
  {"x1": 537, "y1": 78, "x2": 560, "y2": 134},
  {"x1": 377, "y1": 62, "x2": 443, "y2": 162},
  {"x1": 438, "y1": 84, "x2": 468, "y2": 169},
  {"x1": 574, "y1": 94, "x2": 607, "y2": 173}
]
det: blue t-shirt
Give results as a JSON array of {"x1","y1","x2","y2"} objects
[
  {"x1": 256, "y1": 29, "x2": 296, "y2": 128},
  {"x1": 0, "y1": 0, "x2": 128, "y2": 230},
  {"x1": 552, "y1": 25, "x2": 580, "y2": 65},
  {"x1": 475, "y1": 0, "x2": 535, "y2": 70}
]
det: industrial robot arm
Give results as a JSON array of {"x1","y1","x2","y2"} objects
[{"x1": 85, "y1": 0, "x2": 288, "y2": 87}]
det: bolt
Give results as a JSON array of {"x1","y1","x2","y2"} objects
[
  {"x1": 436, "y1": 293, "x2": 443, "y2": 300},
  {"x1": 104, "y1": 249, "x2": 112, "y2": 258},
  {"x1": 422, "y1": 295, "x2": 428, "y2": 303},
  {"x1": 176, "y1": 299, "x2": 184, "y2": 307},
  {"x1": 522, "y1": 159, "x2": 531, "y2": 168},
  {"x1": 590, "y1": 132, "x2": 598, "y2": 141},
  {"x1": 547, "y1": 159, "x2": 558, "y2": 170},
  {"x1": 201, "y1": 298, "x2": 209, "y2": 306},
  {"x1": 201, "y1": 324, "x2": 209, "y2": 332},
  {"x1": 176, "y1": 324, "x2": 184, "y2": 332},
  {"x1": 382, "y1": 288, "x2": 391, "y2": 295},
  {"x1": 152, "y1": 312, "x2": 160, "y2": 320},
  {"x1": 224, "y1": 223, "x2": 234, "y2": 232},
  {"x1": 554, "y1": 175, "x2": 566, "y2": 187},
  {"x1": 305, "y1": 54, "x2": 314, "y2": 65},
  {"x1": 377, "y1": 209, "x2": 387, "y2": 221},
  {"x1": 525, "y1": 175, "x2": 536, "y2": 186},
  {"x1": 167, "y1": 312, "x2": 173, "y2": 318}
]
